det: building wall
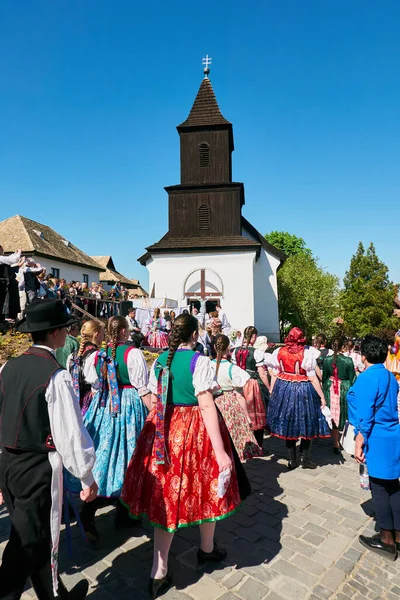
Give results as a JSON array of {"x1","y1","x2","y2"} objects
[
  {"x1": 33, "y1": 256, "x2": 100, "y2": 284},
  {"x1": 241, "y1": 227, "x2": 281, "y2": 342},
  {"x1": 146, "y1": 251, "x2": 256, "y2": 333}
]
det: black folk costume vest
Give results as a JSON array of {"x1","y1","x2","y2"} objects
[{"x1": 0, "y1": 346, "x2": 63, "y2": 452}]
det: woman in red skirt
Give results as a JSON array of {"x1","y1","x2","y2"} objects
[
  {"x1": 232, "y1": 326, "x2": 270, "y2": 447},
  {"x1": 121, "y1": 314, "x2": 244, "y2": 598}
]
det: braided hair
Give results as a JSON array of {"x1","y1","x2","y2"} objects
[
  {"x1": 78, "y1": 320, "x2": 104, "y2": 357},
  {"x1": 107, "y1": 316, "x2": 128, "y2": 361},
  {"x1": 214, "y1": 334, "x2": 230, "y2": 376},
  {"x1": 166, "y1": 313, "x2": 199, "y2": 370},
  {"x1": 236, "y1": 326, "x2": 258, "y2": 370},
  {"x1": 331, "y1": 336, "x2": 344, "y2": 369}
]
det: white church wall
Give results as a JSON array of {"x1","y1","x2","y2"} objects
[
  {"x1": 32, "y1": 256, "x2": 100, "y2": 285},
  {"x1": 241, "y1": 227, "x2": 281, "y2": 341},
  {"x1": 146, "y1": 251, "x2": 256, "y2": 332}
]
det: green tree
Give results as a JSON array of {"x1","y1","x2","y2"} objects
[
  {"x1": 265, "y1": 231, "x2": 313, "y2": 258},
  {"x1": 342, "y1": 242, "x2": 397, "y2": 337},
  {"x1": 278, "y1": 254, "x2": 341, "y2": 340}
]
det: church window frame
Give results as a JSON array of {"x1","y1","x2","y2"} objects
[
  {"x1": 198, "y1": 204, "x2": 210, "y2": 230},
  {"x1": 198, "y1": 142, "x2": 210, "y2": 167}
]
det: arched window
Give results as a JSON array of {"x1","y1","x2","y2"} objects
[
  {"x1": 199, "y1": 142, "x2": 210, "y2": 167},
  {"x1": 198, "y1": 204, "x2": 210, "y2": 230}
]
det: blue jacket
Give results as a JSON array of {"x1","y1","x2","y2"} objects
[{"x1": 347, "y1": 363, "x2": 400, "y2": 479}]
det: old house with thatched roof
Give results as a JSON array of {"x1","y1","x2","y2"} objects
[
  {"x1": 0, "y1": 215, "x2": 102, "y2": 283},
  {"x1": 91, "y1": 256, "x2": 148, "y2": 297}
]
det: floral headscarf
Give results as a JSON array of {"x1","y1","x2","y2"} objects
[{"x1": 284, "y1": 327, "x2": 307, "y2": 354}]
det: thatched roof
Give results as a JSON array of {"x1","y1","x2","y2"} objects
[
  {"x1": 0, "y1": 215, "x2": 102, "y2": 270},
  {"x1": 90, "y1": 255, "x2": 148, "y2": 296}
]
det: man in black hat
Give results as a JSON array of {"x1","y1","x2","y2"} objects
[{"x1": 0, "y1": 299, "x2": 98, "y2": 600}]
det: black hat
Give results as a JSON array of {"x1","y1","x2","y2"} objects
[{"x1": 18, "y1": 299, "x2": 77, "y2": 333}]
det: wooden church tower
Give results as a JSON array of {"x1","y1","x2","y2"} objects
[{"x1": 139, "y1": 58, "x2": 285, "y2": 340}]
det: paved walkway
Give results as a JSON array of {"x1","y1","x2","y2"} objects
[{"x1": 2, "y1": 437, "x2": 400, "y2": 600}]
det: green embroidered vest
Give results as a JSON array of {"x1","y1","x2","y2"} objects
[
  {"x1": 156, "y1": 349, "x2": 199, "y2": 406},
  {"x1": 95, "y1": 344, "x2": 133, "y2": 385}
]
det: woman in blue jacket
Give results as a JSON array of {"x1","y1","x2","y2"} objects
[{"x1": 347, "y1": 335, "x2": 400, "y2": 560}]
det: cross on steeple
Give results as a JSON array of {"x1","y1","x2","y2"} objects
[{"x1": 202, "y1": 54, "x2": 212, "y2": 78}]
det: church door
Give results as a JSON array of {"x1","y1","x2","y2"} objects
[{"x1": 183, "y1": 268, "x2": 223, "y2": 310}]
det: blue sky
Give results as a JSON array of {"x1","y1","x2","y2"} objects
[{"x1": 1, "y1": 1, "x2": 399, "y2": 289}]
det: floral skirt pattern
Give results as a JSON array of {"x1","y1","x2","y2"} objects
[
  {"x1": 121, "y1": 405, "x2": 242, "y2": 532},
  {"x1": 242, "y1": 379, "x2": 268, "y2": 431},
  {"x1": 83, "y1": 387, "x2": 148, "y2": 497},
  {"x1": 143, "y1": 330, "x2": 169, "y2": 348},
  {"x1": 80, "y1": 390, "x2": 94, "y2": 418},
  {"x1": 215, "y1": 391, "x2": 263, "y2": 461},
  {"x1": 323, "y1": 378, "x2": 352, "y2": 430},
  {"x1": 267, "y1": 378, "x2": 331, "y2": 440}
]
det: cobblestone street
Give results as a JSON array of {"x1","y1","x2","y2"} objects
[{"x1": 2, "y1": 437, "x2": 400, "y2": 600}]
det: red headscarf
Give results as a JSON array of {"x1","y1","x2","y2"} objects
[{"x1": 284, "y1": 327, "x2": 307, "y2": 354}]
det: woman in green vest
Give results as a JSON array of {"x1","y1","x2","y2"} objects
[
  {"x1": 81, "y1": 316, "x2": 152, "y2": 539},
  {"x1": 322, "y1": 336, "x2": 356, "y2": 453},
  {"x1": 121, "y1": 314, "x2": 245, "y2": 599}
]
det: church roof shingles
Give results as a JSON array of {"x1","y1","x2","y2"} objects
[{"x1": 177, "y1": 78, "x2": 231, "y2": 128}]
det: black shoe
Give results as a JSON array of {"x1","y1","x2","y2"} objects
[
  {"x1": 288, "y1": 460, "x2": 298, "y2": 470},
  {"x1": 301, "y1": 458, "x2": 317, "y2": 469},
  {"x1": 197, "y1": 542, "x2": 227, "y2": 565},
  {"x1": 79, "y1": 511, "x2": 100, "y2": 542},
  {"x1": 359, "y1": 535, "x2": 397, "y2": 561},
  {"x1": 59, "y1": 578, "x2": 89, "y2": 600},
  {"x1": 148, "y1": 573, "x2": 172, "y2": 599}
]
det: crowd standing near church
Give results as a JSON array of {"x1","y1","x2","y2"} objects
[{"x1": 2, "y1": 294, "x2": 400, "y2": 600}]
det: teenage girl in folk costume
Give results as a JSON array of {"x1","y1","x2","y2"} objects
[
  {"x1": 67, "y1": 319, "x2": 105, "y2": 417},
  {"x1": 212, "y1": 335, "x2": 263, "y2": 461},
  {"x1": 80, "y1": 316, "x2": 152, "y2": 539},
  {"x1": 121, "y1": 314, "x2": 247, "y2": 599},
  {"x1": 144, "y1": 308, "x2": 169, "y2": 348},
  {"x1": 322, "y1": 336, "x2": 356, "y2": 453},
  {"x1": 232, "y1": 326, "x2": 270, "y2": 447},
  {"x1": 267, "y1": 327, "x2": 330, "y2": 470}
]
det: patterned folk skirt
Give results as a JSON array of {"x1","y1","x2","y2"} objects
[
  {"x1": 323, "y1": 377, "x2": 352, "y2": 430},
  {"x1": 215, "y1": 391, "x2": 263, "y2": 461},
  {"x1": 267, "y1": 378, "x2": 331, "y2": 440},
  {"x1": 242, "y1": 378, "x2": 269, "y2": 431},
  {"x1": 143, "y1": 330, "x2": 169, "y2": 349},
  {"x1": 80, "y1": 390, "x2": 94, "y2": 418},
  {"x1": 83, "y1": 387, "x2": 148, "y2": 497},
  {"x1": 120, "y1": 405, "x2": 242, "y2": 532}
]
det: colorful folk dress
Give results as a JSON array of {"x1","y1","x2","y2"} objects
[
  {"x1": 322, "y1": 354, "x2": 356, "y2": 430},
  {"x1": 143, "y1": 318, "x2": 169, "y2": 349},
  {"x1": 67, "y1": 343, "x2": 99, "y2": 416},
  {"x1": 83, "y1": 343, "x2": 149, "y2": 497},
  {"x1": 212, "y1": 359, "x2": 263, "y2": 461},
  {"x1": 120, "y1": 349, "x2": 243, "y2": 532},
  {"x1": 232, "y1": 346, "x2": 269, "y2": 433},
  {"x1": 267, "y1": 346, "x2": 331, "y2": 440}
]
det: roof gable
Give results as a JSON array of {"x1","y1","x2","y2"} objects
[{"x1": 0, "y1": 215, "x2": 102, "y2": 270}]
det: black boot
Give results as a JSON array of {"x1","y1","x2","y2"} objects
[
  {"x1": 148, "y1": 573, "x2": 172, "y2": 599},
  {"x1": 286, "y1": 440, "x2": 298, "y2": 470},
  {"x1": 30, "y1": 560, "x2": 89, "y2": 600},
  {"x1": 114, "y1": 499, "x2": 139, "y2": 529},
  {"x1": 197, "y1": 542, "x2": 227, "y2": 565},
  {"x1": 300, "y1": 439, "x2": 317, "y2": 469},
  {"x1": 80, "y1": 499, "x2": 100, "y2": 542}
]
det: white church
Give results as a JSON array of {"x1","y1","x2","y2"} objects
[{"x1": 139, "y1": 63, "x2": 285, "y2": 341}]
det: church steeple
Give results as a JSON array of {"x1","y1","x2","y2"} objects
[{"x1": 177, "y1": 62, "x2": 234, "y2": 185}]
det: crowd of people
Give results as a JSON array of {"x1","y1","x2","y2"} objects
[
  {"x1": 0, "y1": 245, "x2": 142, "y2": 326},
  {"x1": 1, "y1": 296, "x2": 400, "y2": 599}
]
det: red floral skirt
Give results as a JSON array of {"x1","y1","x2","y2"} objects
[
  {"x1": 121, "y1": 405, "x2": 242, "y2": 532},
  {"x1": 242, "y1": 379, "x2": 268, "y2": 431}
]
